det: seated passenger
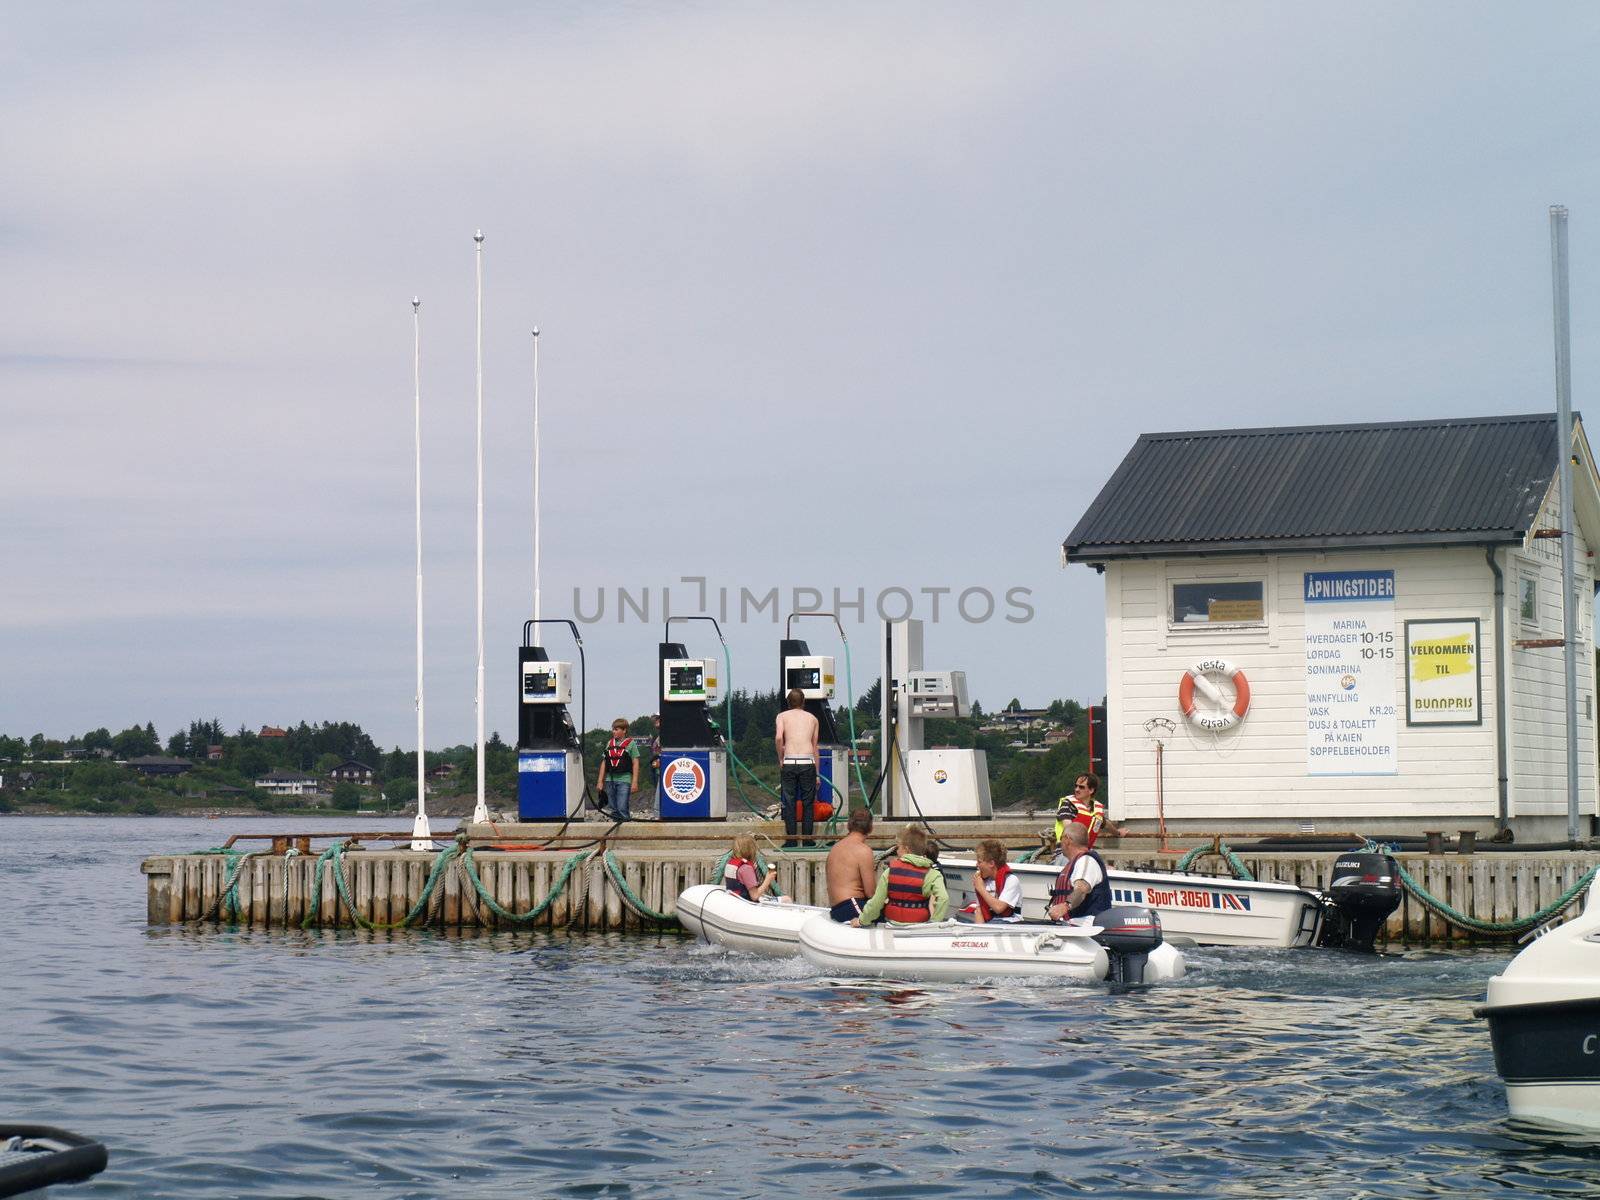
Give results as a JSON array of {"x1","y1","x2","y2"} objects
[
  {"x1": 966, "y1": 838, "x2": 1023, "y2": 923},
  {"x1": 723, "y1": 833, "x2": 777, "y2": 901},
  {"x1": 854, "y1": 825, "x2": 948, "y2": 927},
  {"x1": 1047, "y1": 822, "x2": 1112, "y2": 922},
  {"x1": 825, "y1": 807, "x2": 877, "y2": 923}
]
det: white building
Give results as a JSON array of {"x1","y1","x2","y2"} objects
[
  {"x1": 254, "y1": 769, "x2": 321, "y2": 798},
  {"x1": 1062, "y1": 413, "x2": 1600, "y2": 840}
]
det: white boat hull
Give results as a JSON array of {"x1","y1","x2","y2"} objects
[
  {"x1": 940, "y1": 858, "x2": 1324, "y2": 948},
  {"x1": 1479, "y1": 875, "x2": 1600, "y2": 1130},
  {"x1": 675, "y1": 884, "x2": 826, "y2": 956},
  {"x1": 796, "y1": 914, "x2": 1185, "y2": 984}
]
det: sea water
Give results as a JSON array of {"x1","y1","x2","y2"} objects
[{"x1": 4, "y1": 816, "x2": 1598, "y2": 1199}]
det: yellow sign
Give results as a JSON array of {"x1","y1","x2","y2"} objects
[
  {"x1": 1208, "y1": 599, "x2": 1264, "y2": 622},
  {"x1": 1404, "y1": 619, "x2": 1481, "y2": 725}
]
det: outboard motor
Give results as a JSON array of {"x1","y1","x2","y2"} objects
[
  {"x1": 1093, "y1": 905, "x2": 1164, "y2": 984},
  {"x1": 1321, "y1": 852, "x2": 1402, "y2": 952}
]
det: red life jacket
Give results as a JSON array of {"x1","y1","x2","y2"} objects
[
  {"x1": 974, "y1": 863, "x2": 1014, "y2": 922},
  {"x1": 724, "y1": 856, "x2": 753, "y2": 900},
  {"x1": 883, "y1": 857, "x2": 931, "y2": 923},
  {"x1": 604, "y1": 737, "x2": 632, "y2": 775}
]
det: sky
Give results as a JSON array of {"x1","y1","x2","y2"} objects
[{"x1": 4, "y1": 2, "x2": 1600, "y2": 751}]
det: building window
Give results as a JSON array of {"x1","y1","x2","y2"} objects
[
  {"x1": 1170, "y1": 580, "x2": 1265, "y2": 625},
  {"x1": 1519, "y1": 576, "x2": 1538, "y2": 626}
]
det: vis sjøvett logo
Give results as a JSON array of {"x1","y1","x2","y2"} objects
[{"x1": 663, "y1": 757, "x2": 707, "y2": 804}]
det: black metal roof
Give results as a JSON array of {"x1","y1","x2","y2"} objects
[{"x1": 1063, "y1": 413, "x2": 1565, "y2": 562}]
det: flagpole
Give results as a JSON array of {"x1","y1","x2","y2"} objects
[
  {"x1": 532, "y1": 327, "x2": 542, "y2": 645},
  {"x1": 410, "y1": 298, "x2": 432, "y2": 850},
  {"x1": 472, "y1": 231, "x2": 489, "y2": 827}
]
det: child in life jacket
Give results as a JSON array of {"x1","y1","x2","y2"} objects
[
  {"x1": 964, "y1": 838, "x2": 1023, "y2": 924},
  {"x1": 723, "y1": 833, "x2": 778, "y2": 902},
  {"x1": 854, "y1": 825, "x2": 948, "y2": 927}
]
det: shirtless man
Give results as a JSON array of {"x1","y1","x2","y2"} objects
[
  {"x1": 774, "y1": 688, "x2": 820, "y2": 848},
  {"x1": 825, "y1": 808, "x2": 877, "y2": 922}
]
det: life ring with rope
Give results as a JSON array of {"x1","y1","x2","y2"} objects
[{"x1": 1178, "y1": 658, "x2": 1251, "y2": 731}]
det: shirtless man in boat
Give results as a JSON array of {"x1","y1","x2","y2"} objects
[
  {"x1": 825, "y1": 807, "x2": 877, "y2": 922},
  {"x1": 774, "y1": 688, "x2": 820, "y2": 849}
]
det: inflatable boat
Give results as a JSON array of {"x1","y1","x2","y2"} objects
[
  {"x1": 939, "y1": 850, "x2": 1402, "y2": 950},
  {"x1": 675, "y1": 884, "x2": 829, "y2": 956},
  {"x1": 1476, "y1": 872, "x2": 1600, "y2": 1129},
  {"x1": 796, "y1": 906, "x2": 1185, "y2": 984}
]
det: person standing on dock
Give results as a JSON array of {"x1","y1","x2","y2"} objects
[
  {"x1": 1053, "y1": 773, "x2": 1105, "y2": 849},
  {"x1": 825, "y1": 808, "x2": 877, "y2": 922},
  {"x1": 775, "y1": 688, "x2": 820, "y2": 849},
  {"x1": 1047, "y1": 822, "x2": 1112, "y2": 922},
  {"x1": 854, "y1": 825, "x2": 948, "y2": 926},
  {"x1": 596, "y1": 718, "x2": 640, "y2": 821}
]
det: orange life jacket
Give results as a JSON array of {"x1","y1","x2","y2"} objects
[
  {"x1": 883, "y1": 857, "x2": 931, "y2": 923},
  {"x1": 724, "y1": 856, "x2": 754, "y2": 900}
]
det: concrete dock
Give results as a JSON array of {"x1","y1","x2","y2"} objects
[{"x1": 139, "y1": 817, "x2": 1600, "y2": 945}]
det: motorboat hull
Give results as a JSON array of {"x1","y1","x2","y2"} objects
[
  {"x1": 941, "y1": 858, "x2": 1324, "y2": 948},
  {"x1": 796, "y1": 915, "x2": 1185, "y2": 984},
  {"x1": 1478, "y1": 874, "x2": 1600, "y2": 1130},
  {"x1": 675, "y1": 884, "x2": 827, "y2": 956}
]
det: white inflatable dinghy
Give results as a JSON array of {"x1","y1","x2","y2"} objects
[{"x1": 675, "y1": 884, "x2": 828, "y2": 956}]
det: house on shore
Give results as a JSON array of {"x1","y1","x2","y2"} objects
[
  {"x1": 329, "y1": 760, "x2": 375, "y2": 785},
  {"x1": 253, "y1": 769, "x2": 322, "y2": 799},
  {"x1": 126, "y1": 755, "x2": 193, "y2": 777},
  {"x1": 1062, "y1": 413, "x2": 1600, "y2": 841}
]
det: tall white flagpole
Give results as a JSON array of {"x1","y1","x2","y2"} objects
[
  {"x1": 473, "y1": 231, "x2": 489, "y2": 827},
  {"x1": 532, "y1": 327, "x2": 542, "y2": 645},
  {"x1": 411, "y1": 298, "x2": 432, "y2": 850}
]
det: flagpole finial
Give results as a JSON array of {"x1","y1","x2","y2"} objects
[
  {"x1": 412, "y1": 297, "x2": 420, "y2": 312},
  {"x1": 474, "y1": 229, "x2": 484, "y2": 245}
]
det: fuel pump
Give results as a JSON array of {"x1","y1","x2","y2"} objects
[
  {"x1": 516, "y1": 619, "x2": 587, "y2": 820},
  {"x1": 781, "y1": 612, "x2": 857, "y2": 817},
  {"x1": 880, "y1": 618, "x2": 993, "y2": 818},
  {"x1": 657, "y1": 616, "x2": 728, "y2": 820}
]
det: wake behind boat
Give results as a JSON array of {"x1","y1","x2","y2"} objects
[{"x1": 1476, "y1": 873, "x2": 1600, "y2": 1130}]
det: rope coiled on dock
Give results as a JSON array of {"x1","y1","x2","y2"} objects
[
  {"x1": 600, "y1": 850, "x2": 676, "y2": 924},
  {"x1": 459, "y1": 846, "x2": 593, "y2": 924},
  {"x1": 189, "y1": 848, "x2": 252, "y2": 923}
]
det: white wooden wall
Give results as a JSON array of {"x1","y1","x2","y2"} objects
[
  {"x1": 1106, "y1": 547, "x2": 1510, "y2": 823},
  {"x1": 1507, "y1": 486, "x2": 1598, "y2": 817}
]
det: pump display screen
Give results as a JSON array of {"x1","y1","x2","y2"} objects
[
  {"x1": 787, "y1": 667, "x2": 822, "y2": 691},
  {"x1": 666, "y1": 664, "x2": 705, "y2": 697},
  {"x1": 523, "y1": 670, "x2": 558, "y2": 698}
]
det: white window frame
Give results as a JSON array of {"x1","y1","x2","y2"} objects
[{"x1": 1519, "y1": 574, "x2": 1539, "y2": 629}]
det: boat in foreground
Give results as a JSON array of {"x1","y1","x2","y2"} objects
[
  {"x1": 1476, "y1": 873, "x2": 1600, "y2": 1130},
  {"x1": 675, "y1": 884, "x2": 828, "y2": 956},
  {"x1": 796, "y1": 907, "x2": 1185, "y2": 985},
  {"x1": 0, "y1": 1126, "x2": 107, "y2": 1198},
  {"x1": 940, "y1": 850, "x2": 1401, "y2": 950}
]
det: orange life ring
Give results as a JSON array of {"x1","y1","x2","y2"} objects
[{"x1": 1177, "y1": 658, "x2": 1251, "y2": 731}]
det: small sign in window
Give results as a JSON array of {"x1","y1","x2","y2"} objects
[{"x1": 1171, "y1": 581, "x2": 1264, "y2": 625}]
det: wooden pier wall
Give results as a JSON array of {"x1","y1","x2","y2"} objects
[{"x1": 140, "y1": 845, "x2": 1600, "y2": 945}]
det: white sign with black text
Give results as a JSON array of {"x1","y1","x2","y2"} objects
[{"x1": 1304, "y1": 570, "x2": 1398, "y2": 775}]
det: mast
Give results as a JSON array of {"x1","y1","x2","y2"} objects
[
  {"x1": 410, "y1": 298, "x2": 431, "y2": 850},
  {"x1": 472, "y1": 231, "x2": 489, "y2": 827},
  {"x1": 1550, "y1": 206, "x2": 1580, "y2": 843}
]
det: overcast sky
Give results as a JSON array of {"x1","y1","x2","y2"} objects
[{"x1": 4, "y1": 3, "x2": 1599, "y2": 751}]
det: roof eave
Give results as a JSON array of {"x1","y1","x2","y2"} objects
[{"x1": 1063, "y1": 529, "x2": 1528, "y2": 565}]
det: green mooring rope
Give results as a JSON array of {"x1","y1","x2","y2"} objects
[
  {"x1": 601, "y1": 850, "x2": 676, "y2": 923},
  {"x1": 191, "y1": 847, "x2": 250, "y2": 922},
  {"x1": 300, "y1": 840, "x2": 461, "y2": 931},
  {"x1": 1367, "y1": 840, "x2": 1600, "y2": 936},
  {"x1": 1175, "y1": 842, "x2": 1257, "y2": 882},
  {"x1": 459, "y1": 846, "x2": 593, "y2": 924}
]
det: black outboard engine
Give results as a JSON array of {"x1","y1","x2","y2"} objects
[
  {"x1": 1321, "y1": 852, "x2": 1402, "y2": 952},
  {"x1": 1092, "y1": 905, "x2": 1164, "y2": 984}
]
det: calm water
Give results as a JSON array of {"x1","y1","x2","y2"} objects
[{"x1": 4, "y1": 816, "x2": 1597, "y2": 1198}]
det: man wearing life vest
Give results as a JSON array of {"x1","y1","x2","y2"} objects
[
  {"x1": 1047, "y1": 822, "x2": 1112, "y2": 921},
  {"x1": 966, "y1": 838, "x2": 1023, "y2": 924},
  {"x1": 854, "y1": 825, "x2": 948, "y2": 927},
  {"x1": 595, "y1": 717, "x2": 640, "y2": 820},
  {"x1": 723, "y1": 833, "x2": 778, "y2": 901},
  {"x1": 1052, "y1": 772, "x2": 1105, "y2": 849}
]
